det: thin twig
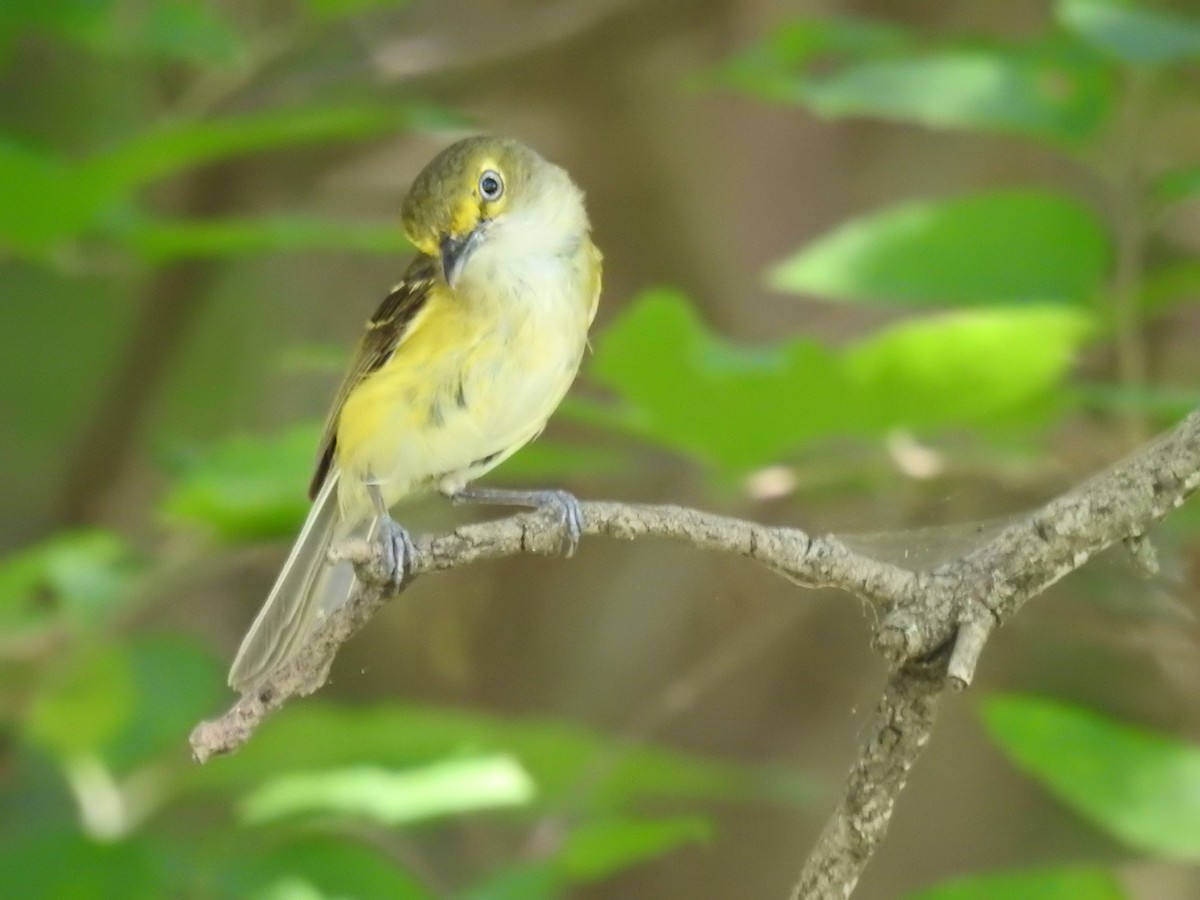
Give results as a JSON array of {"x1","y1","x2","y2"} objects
[{"x1": 190, "y1": 504, "x2": 914, "y2": 761}]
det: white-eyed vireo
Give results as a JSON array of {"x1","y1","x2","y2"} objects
[{"x1": 228, "y1": 136, "x2": 602, "y2": 692}]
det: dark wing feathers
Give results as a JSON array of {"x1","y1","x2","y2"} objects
[{"x1": 308, "y1": 254, "x2": 437, "y2": 499}]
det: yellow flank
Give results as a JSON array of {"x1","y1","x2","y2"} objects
[{"x1": 334, "y1": 230, "x2": 598, "y2": 520}]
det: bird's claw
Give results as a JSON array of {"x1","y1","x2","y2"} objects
[
  {"x1": 377, "y1": 515, "x2": 415, "y2": 589},
  {"x1": 537, "y1": 489, "x2": 583, "y2": 557}
]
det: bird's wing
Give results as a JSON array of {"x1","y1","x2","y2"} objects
[{"x1": 309, "y1": 254, "x2": 438, "y2": 499}]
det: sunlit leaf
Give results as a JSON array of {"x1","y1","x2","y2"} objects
[
  {"x1": 1058, "y1": 0, "x2": 1200, "y2": 65},
  {"x1": 560, "y1": 815, "x2": 711, "y2": 882},
  {"x1": 587, "y1": 291, "x2": 1093, "y2": 470},
  {"x1": 846, "y1": 307, "x2": 1094, "y2": 427},
  {"x1": 161, "y1": 425, "x2": 320, "y2": 540},
  {"x1": 770, "y1": 190, "x2": 1111, "y2": 307},
  {"x1": 906, "y1": 865, "x2": 1125, "y2": 900},
  {"x1": 183, "y1": 703, "x2": 815, "y2": 813},
  {"x1": 240, "y1": 755, "x2": 536, "y2": 825},
  {"x1": 983, "y1": 694, "x2": 1200, "y2": 858}
]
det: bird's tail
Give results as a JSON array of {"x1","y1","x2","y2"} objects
[{"x1": 228, "y1": 470, "x2": 360, "y2": 692}]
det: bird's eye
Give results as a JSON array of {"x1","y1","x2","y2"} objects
[{"x1": 478, "y1": 170, "x2": 504, "y2": 201}]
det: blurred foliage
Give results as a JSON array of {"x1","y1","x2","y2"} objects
[
  {"x1": 582, "y1": 290, "x2": 1091, "y2": 469},
  {"x1": 3, "y1": 0, "x2": 1200, "y2": 896},
  {"x1": 983, "y1": 694, "x2": 1200, "y2": 860},
  {"x1": 905, "y1": 865, "x2": 1126, "y2": 900},
  {"x1": 767, "y1": 191, "x2": 1110, "y2": 308}
]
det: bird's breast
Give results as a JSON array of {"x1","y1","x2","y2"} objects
[{"x1": 334, "y1": 237, "x2": 596, "y2": 515}]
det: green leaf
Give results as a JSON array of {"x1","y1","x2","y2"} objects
[
  {"x1": 161, "y1": 425, "x2": 320, "y2": 540},
  {"x1": 906, "y1": 865, "x2": 1125, "y2": 900},
  {"x1": 161, "y1": 424, "x2": 624, "y2": 540},
  {"x1": 769, "y1": 190, "x2": 1111, "y2": 307},
  {"x1": 0, "y1": 530, "x2": 140, "y2": 633},
  {"x1": 461, "y1": 864, "x2": 559, "y2": 900},
  {"x1": 1153, "y1": 165, "x2": 1200, "y2": 206},
  {"x1": 588, "y1": 292, "x2": 1093, "y2": 469},
  {"x1": 1140, "y1": 260, "x2": 1200, "y2": 316},
  {"x1": 213, "y1": 834, "x2": 437, "y2": 900},
  {"x1": 82, "y1": 103, "x2": 460, "y2": 200},
  {"x1": 0, "y1": 0, "x2": 115, "y2": 62},
  {"x1": 982, "y1": 694, "x2": 1200, "y2": 858},
  {"x1": 105, "y1": 635, "x2": 226, "y2": 771},
  {"x1": 26, "y1": 645, "x2": 133, "y2": 758},
  {"x1": 305, "y1": 0, "x2": 412, "y2": 19},
  {"x1": 715, "y1": 16, "x2": 911, "y2": 102},
  {"x1": 588, "y1": 289, "x2": 849, "y2": 469},
  {"x1": 240, "y1": 755, "x2": 536, "y2": 825},
  {"x1": 461, "y1": 816, "x2": 711, "y2": 897},
  {"x1": 25, "y1": 0, "x2": 243, "y2": 65},
  {"x1": 129, "y1": 0, "x2": 243, "y2": 65},
  {"x1": 184, "y1": 703, "x2": 814, "y2": 814},
  {"x1": 1058, "y1": 0, "x2": 1200, "y2": 66},
  {"x1": 0, "y1": 105, "x2": 457, "y2": 255},
  {"x1": 111, "y1": 213, "x2": 411, "y2": 261},
  {"x1": 1074, "y1": 382, "x2": 1200, "y2": 417},
  {"x1": 720, "y1": 20, "x2": 1112, "y2": 145},
  {"x1": 560, "y1": 815, "x2": 711, "y2": 882},
  {"x1": 0, "y1": 830, "x2": 166, "y2": 900},
  {"x1": 801, "y1": 45, "x2": 1111, "y2": 145},
  {"x1": 846, "y1": 307, "x2": 1094, "y2": 428},
  {"x1": 0, "y1": 140, "x2": 106, "y2": 254},
  {"x1": 487, "y1": 435, "x2": 636, "y2": 484}
]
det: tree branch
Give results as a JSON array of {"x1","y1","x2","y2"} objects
[
  {"x1": 791, "y1": 663, "x2": 944, "y2": 900},
  {"x1": 189, "y1": 408, "x2": 1200, "y2": 900},
  {"x1": 189, "y1": 503, "x2": 914, "y2": 761}
]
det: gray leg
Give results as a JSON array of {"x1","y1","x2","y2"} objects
[
  {"x1": 369, "y1": 483, "x2": 415, "y2": 588},
  {"x1": 448, "y1": 486, "x2": 584, "y2": 556}
]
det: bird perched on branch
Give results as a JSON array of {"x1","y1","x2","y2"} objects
[{"x1": 228, "y1": 136, "x2": 602, "y2": 693}]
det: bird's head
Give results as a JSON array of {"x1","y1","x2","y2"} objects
[{"x1": 400, "y1": 136, "x2": 586, "y2": 290}]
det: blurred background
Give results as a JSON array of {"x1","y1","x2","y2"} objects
[{"x1": 3, "y1": 0, "x2": 1200, "y2": 898}]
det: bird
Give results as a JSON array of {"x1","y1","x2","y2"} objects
[{"x1": 227, "y1": 135, "x2": 602, "y2": 693}]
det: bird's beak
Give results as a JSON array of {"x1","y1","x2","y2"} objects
[{"x1": 439, "y1": 226, "x2": 483, "y2": 290}]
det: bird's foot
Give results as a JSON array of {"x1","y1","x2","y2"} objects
[
  {"x1": 376, "y1": 515, "x2": 416, "y2": 589},
  {"x1": 449, "y1": 486, "x2": 584, "y2": 557}
]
